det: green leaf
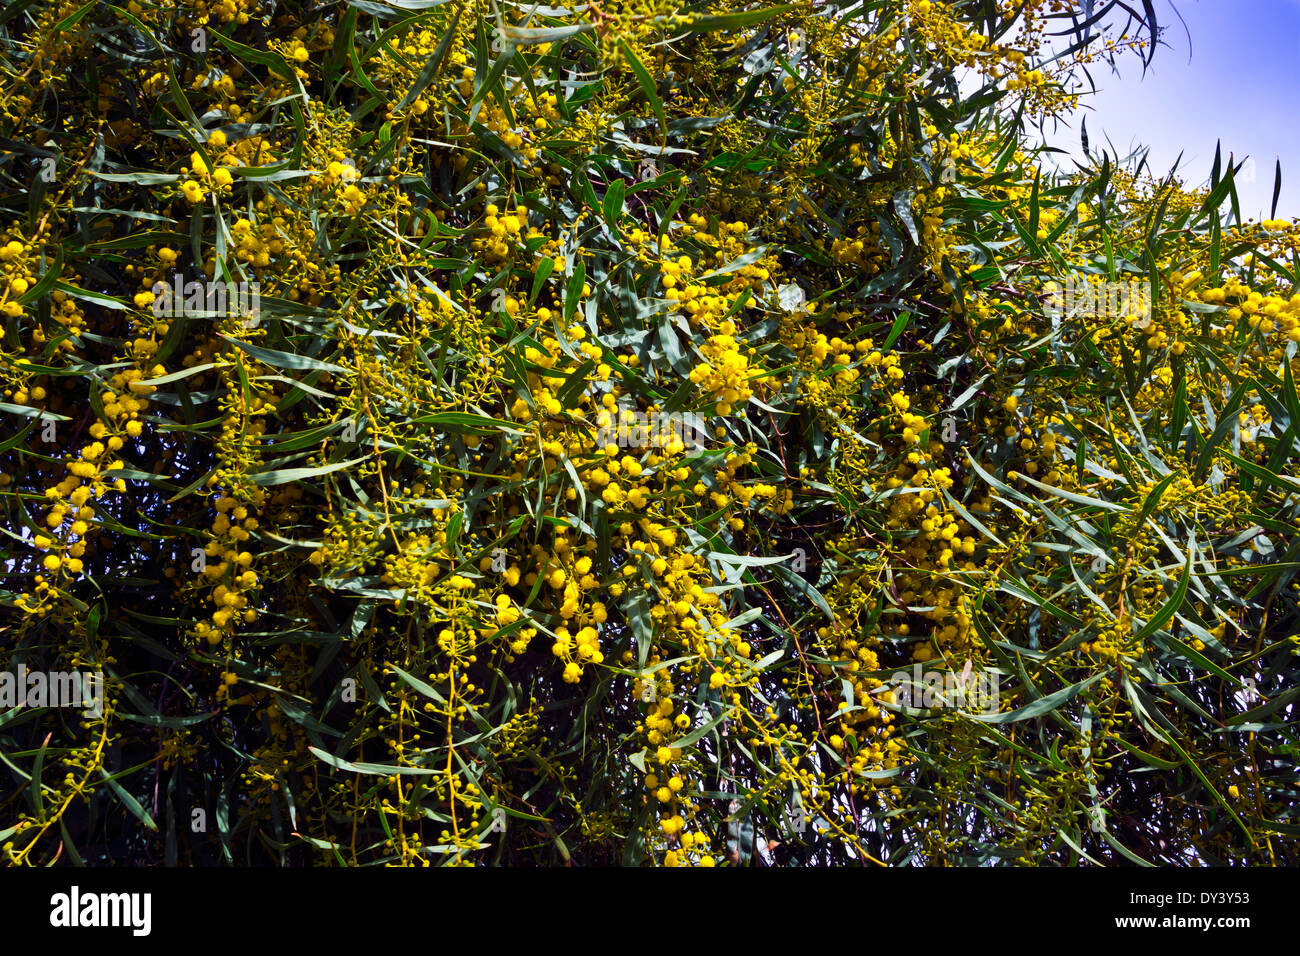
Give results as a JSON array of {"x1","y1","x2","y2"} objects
[
  {"x1": 970, "y1": 673, "x2": 1105, "y2": 724},
  {"x1": 619, "y1": 40, "x2": 668, "y2": 141},
  {"x1": 53, "y1": 1, "x2": 96, "y2": 31},
  {"x1": 248, "y1": 458, "x2": 367, "y2": 486},
  {"x1": 395, "y1": 8, "x2": 463, "y2": 111},
  {"x1": 30, "y1": 733, "x2": 49, "y2": 817},
  {"x1": 308, "y1": 746, "x2": 441, "y2": 775},
  {"x1": 221, "y1": 336, "x2": 346, "y2": 372},
  {"x1": 410, "y1": 411, "x2": 527, "y2": 434},
  {"x1": 98, "y1": 767, "x2": 158, "y2": 831},
  {"x1": 1134, "y1": 542, "x2": 1194, "y2": 642},
  {"x1": 685, "y1": 4, "x2": 799, "y2": 33},
  {"x1": 603, "y1": 178, "x2": 626, "y2": 230},
  {"x1": 666, "y1": 709, "x2": 729, "y2": 751}
]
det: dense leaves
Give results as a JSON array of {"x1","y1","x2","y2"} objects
[{"x1": 0, "y1": 0, "x2": 1297, "y2": 866}]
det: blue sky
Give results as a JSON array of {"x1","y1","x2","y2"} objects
[{"x1": 1035, "y1": 0, "x2": 1300, "y2": 220}]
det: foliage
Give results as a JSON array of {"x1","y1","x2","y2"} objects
[{"x1": 1, "y1": 0, "x2": 1297, "y2": 866}]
